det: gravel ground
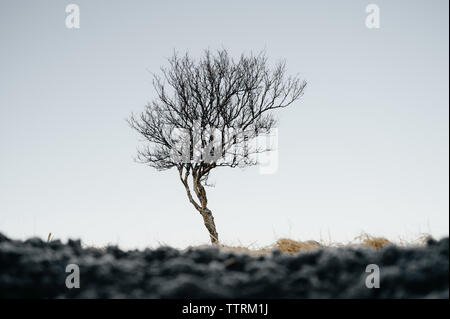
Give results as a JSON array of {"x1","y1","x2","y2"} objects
[{"x1": 0, "y1": 232, "x2": 448, "y2": 298}]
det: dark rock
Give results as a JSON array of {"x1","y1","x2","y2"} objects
[
  {"x1": 24, "y1": 237, "x2": 45, "y2": 247},
  {"x1": 0, "y1": 233, "x2": 10, "y2": 243},
  {"x1": 0, "y1": 232, "x2": 448, "y2": 298}
]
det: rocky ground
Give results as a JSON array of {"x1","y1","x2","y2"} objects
[{"x1": 0, "y1": 232, "x2": 448, "y2": 298}]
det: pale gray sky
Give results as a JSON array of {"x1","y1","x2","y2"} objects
[{"x1": 0, "y1": 0, "x2": 448, "y2": 249}]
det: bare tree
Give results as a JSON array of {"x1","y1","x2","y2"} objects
[{"x1": 129, "y1": 49, "x2": 306, "y2": 244}]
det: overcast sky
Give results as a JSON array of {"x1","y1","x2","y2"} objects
[{"x1": 0, "y1": 0, "x2": 448, "y2": 249}]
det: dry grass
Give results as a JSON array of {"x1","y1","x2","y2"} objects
[
  {"x1": 220, "y1": 238, "x2": 325, "y2": 256},
  {"x1": 353, "y1": 233, "x2": 391, "y2": 249},
  {"x1": 215, "y1": 233, "x2": 432, "y2": 256},
  {"x1": 275, "y1": 238, "x2": 323, "y2": 253},
  {"x1": 46, "y1": 231, "x2": 433, "y2": 255},
  {"x1": 217, "y1": 239, "x2": 324, "y2": 256},
  {"x1": 219, "y1": 244, "x2": 272, "y2": 256}
]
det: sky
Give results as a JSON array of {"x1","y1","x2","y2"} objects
[{"x1": 0, "y1": 0, "x2": 448, "y2": 249}]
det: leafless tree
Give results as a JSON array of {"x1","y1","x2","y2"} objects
[{"x1": 129, "y1": 49, "x2": 306, "y2": 244}]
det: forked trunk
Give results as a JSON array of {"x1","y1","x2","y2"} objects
[{"x1": 200, "y1": 208, "x2": 219, "y2": 245}]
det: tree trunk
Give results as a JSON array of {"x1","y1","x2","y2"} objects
[
  {"x1": 200, "y1": 208, "x2": 219, "y2": 245},
  {"x1": 178, "y1": 166, "x2": 219, "y2": 245}
]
